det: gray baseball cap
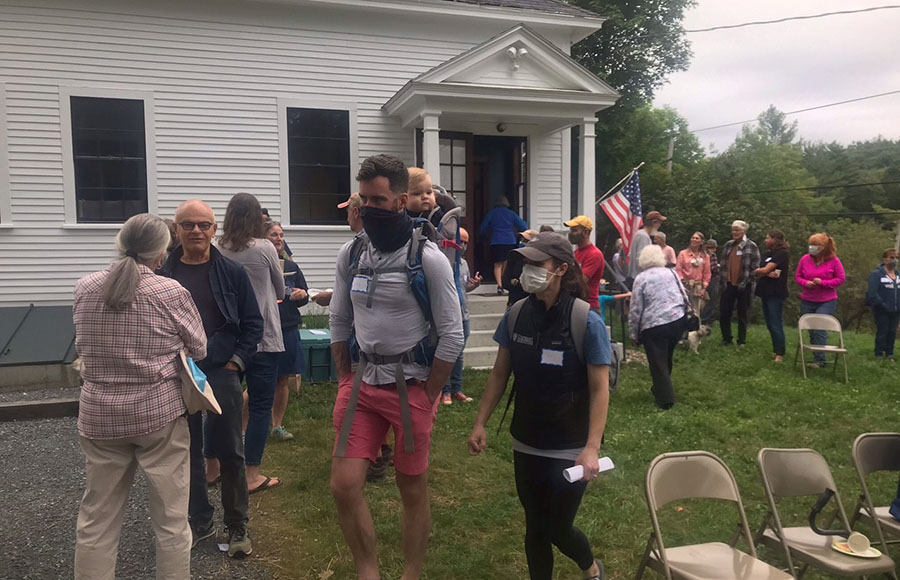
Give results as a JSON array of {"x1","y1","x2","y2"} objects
[{"x1": 512, "y1": 233, "x2": 576, "y2": 265}]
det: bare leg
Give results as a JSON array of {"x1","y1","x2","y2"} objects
[
  {"x1": 331, "y1": 457, "x2": 380, "y2": 580},
  {"x1": 205, "y1": 458, "x2": 220, "y2": 484},
  {"x1": 241, "y1": 390, "x2": 249, "y2": 433},
  {"x1": 272, "y1": 375, "x2": 290, "y2": 428},
  {"x1": 396, "y1": 471, "x2": 431, "y2": 580},
  {"x1": 247, "y1": 464, "x2": 280, "y2": 491},
  {"x1": 493, "y1": 261, "x2": 504, "y2": 289}
]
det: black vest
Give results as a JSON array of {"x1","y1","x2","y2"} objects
[{"x1": 508, "y1": 292, "x2": 589, "y2": 449}]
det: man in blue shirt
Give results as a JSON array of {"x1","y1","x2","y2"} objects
[{"x1": 479, "y1": 197, "x2": 528, "y2": 294}]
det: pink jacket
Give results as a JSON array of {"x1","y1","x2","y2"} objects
[
  {"x1": 676, "y1": 248, "x2": 711, "y2": 286},
  {"x1": 795, "y1": 254, "x2": 845, "y2": 302}
]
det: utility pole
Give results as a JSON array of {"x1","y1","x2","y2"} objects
[{"x1": 666, "y1": 136, "x2": 676, "y2": 174}]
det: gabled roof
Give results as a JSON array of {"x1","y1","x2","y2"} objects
[
  {"x1": 405, "y1": 24, "x2": 618, "y2": 95},
  {"x1": 383, "y1": 24, "x2": 619, "y2": 130},
  {"x1": 437, "y1": 0, "x2": 600, "y2": 19}
]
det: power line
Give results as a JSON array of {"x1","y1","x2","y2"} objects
[
  {"x1": 768, "y1": 211, "x2": 900, "y2": 217},
  {"x1": 684, "y1": 5, "x2": 900, "y2": 34},
  {"x1": 736, "y1": 180, "x2": 900, "y2": 195},
  {"x1": 691, "y1": 90, "x2": 900, "y2": 133}
]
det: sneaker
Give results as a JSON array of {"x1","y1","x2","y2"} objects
[
  {"x1": 191, "y1": 520, "x2": 215, "y2": 549},
  {"x1": 496, "y1": 287, "x2": 506, "y2": 295},
  {"x1": 721, "y1": 340, "x2": 733, "y2": 347},
  {"x1": 366, "y1": 457, "x2": 387, "y2": 483},
  {"x1": 270, "y1": 426, "x2": 294, "y2": 441},
  {"x1": 586, "y1": 559, "x2": 605, "y2": 580},
  {"x1": 227, "y1": 526, "x2": 252, "y2": 558},
  {"x1": 441, "y1": 393, "x2": 452, "y2": 405},
  {"x1": 452, "y1": 392, "x2": 473, "y2": 403}
]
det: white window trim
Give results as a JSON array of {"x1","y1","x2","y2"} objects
[
  {"x1": 0, "y1": 84, "x2": 12, "y2": 228},
  {"x1": 277, "y1": 97, "x2": 358, "y2": 230},
  {"x1": 59, "y1": 85, "x2": 158, "y2": 226}
]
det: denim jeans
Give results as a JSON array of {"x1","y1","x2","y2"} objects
[
  {"x1": 874, "y1": 307, "x2": 900, "y2": 357},
  {"x1": 760, "y1": 296, "x2": 786, "y2": 356},
  {"x1": 443, "y1": 319, "x2": 471, "y2": 396},
  {"x1": 801, "y1": 299, "x2": 838, "y2": 362},
  {"x1": 188, "y1": 364, "x2": 248, "y2": 529},
  {"x1": 244, "y1": 351, "x2": 280, "y2": 466}
]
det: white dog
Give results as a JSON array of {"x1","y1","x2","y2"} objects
[{"x1": 685, "y1": 325, "x2": 712, "y2": 354}]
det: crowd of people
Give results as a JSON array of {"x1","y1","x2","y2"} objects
[
  {"x1": 69, "y1": 151, "x2": 898, "y2": 580},
  {"x1": 622, "y1": 211, "x2": 899, "y2": 410}
]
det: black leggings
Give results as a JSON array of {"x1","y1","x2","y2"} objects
[{"x1": 514, "y1": 451, "x2": 595, "y2": 579}]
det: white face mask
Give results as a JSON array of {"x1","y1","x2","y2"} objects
[
  {"x1": 520, "y1": 264, "x2": 553, "y2": 294},
  {"x1": 808, "y1": 245, "x2": 821, "y2": 256}
]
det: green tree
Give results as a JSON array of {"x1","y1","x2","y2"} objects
[
  {"x1": 569, "y1": 0, "x2": 694, "y2": 106},
  {"x1": 756, "y1": 105, "x2": 798, "y2": 145}
]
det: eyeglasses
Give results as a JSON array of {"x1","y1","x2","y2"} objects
[{"x1": 178, "y1": 221, "x2": 213, "y2": 231}]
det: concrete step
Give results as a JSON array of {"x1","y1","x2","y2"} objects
[
  {"x1": 466, "y1": 294, "x2": 508, "y2": 316},
  {"x1": 466, "y1": 329, "x2": 497, "y2": 349},
  {"x1": 462, "y1": 346, "x2": 499, "y2": 368},
  {"x1": 469, "y1": 313, "x2": 505, "y2": 331}
]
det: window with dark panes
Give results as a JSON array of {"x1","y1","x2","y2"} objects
[
  {"x1": 71, "y1": 96, "x2": 147, "y2": 223},
  {"x1": 439, "y1": 135, "x2": 467, "y2": 215},
  {"x1": 287, "y1": 108, "x2": 350, "y2": 224}
]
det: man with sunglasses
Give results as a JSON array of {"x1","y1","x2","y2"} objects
[{"x1": 158, "y1": 199, "x2": 263, "y2": 557}]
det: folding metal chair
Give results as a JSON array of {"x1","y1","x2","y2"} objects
[
  {"x1": 635, "y1": 450, "x2": 793, "y2": 580},
  {"x1": 794, "y1": 314, "x2": 849, "y2": 383},
  {"x1": 756, "y1": 448, "x2": 895, "y2": 579},
  {"x1": 851, "y1": 433, "x2": 900, "y2": 562}
]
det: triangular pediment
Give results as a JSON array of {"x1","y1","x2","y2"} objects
[{"x1": 413, "y1": 24, "x2": 618, "y2": 96}]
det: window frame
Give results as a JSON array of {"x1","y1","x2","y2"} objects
[
  {"x1": 59, "y1": 86, "x2": 157, "y2": 226},
  {"x1": 277, "y1": 98, "x2": 357, "y2": 229},
  {"x1": 0, "y1": 84, "x2": 11, "y2": 227}
]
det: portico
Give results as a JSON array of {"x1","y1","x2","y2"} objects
[{"x1": 384, "y1": 24, "x2": 619, "y2": 248}]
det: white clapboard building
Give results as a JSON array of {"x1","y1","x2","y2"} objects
[{"x1": 0, "y1": 0, "x2": 619, "y2": 309}]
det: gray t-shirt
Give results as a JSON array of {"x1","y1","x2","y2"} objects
[
  {"x1": 216, "y1": 238, "x2": 285, "y2": 353},
  {"x1": 330, "y1": 237, "x2": 464, "y2": 385},
  {"x1": 628, "y1": 229, "x2": 653, "y2": 279}
]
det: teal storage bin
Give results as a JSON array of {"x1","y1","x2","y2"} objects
[{"x1": 299, "y1": 329, "x2": 337, "y2": 382}]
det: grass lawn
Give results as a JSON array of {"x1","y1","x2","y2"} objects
[{"x1": 250, "y1": 325, "x2": 900, "y2": 579}]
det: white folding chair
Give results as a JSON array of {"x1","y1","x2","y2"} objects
[{"x1": 794, "y1": 314, "x2": 848, "y2": 383}]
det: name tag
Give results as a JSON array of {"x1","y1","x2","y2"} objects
[
  {"x1": 736, "y1": 251, "x2": 743, "y2": 256},
  {"x1": 541, "y1": 349, "x2": 564, "y2": 366},
  {"x1": 765, "y1": 257, "x2": 772, "y2": 263},
  {"x1": 351, "y1": 275, "x2": 370, "y2": 294}
]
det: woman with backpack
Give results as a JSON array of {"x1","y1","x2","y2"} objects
[{"x1": 467, "y1": 233, "x2": 610, "y2": 580}]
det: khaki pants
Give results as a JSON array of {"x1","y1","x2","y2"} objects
[{"x1": 75, "y1": 417, "x2": 191, "y2": 580}]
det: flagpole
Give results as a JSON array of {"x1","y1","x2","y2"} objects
[{"x1": 595, "y1": 161, "x2": 645, "y2": 206}]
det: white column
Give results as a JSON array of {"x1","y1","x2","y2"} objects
[
  {"x1": 578, "y1": 119, "x2": 597, "y2": 243},
  {"x1": 421, "y1": 113, "x2": 441, "y2": 181}
]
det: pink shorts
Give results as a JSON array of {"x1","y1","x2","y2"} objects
[{"x1": 332, "y1": 374, "x2": 439, "y2": 476}]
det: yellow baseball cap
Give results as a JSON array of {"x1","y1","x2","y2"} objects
[{"x1": 564, "y1": 215, "x2": 593, "y2": 231}]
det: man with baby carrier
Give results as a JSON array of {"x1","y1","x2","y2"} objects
[{"x1": 329, "y1": 154, "x2": 464, "y2": 580}]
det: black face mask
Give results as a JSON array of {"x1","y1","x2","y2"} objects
[
  {"x1": 361, "y1": 206, "x2": 413, "y2": 253},
  {"x1": 567, "y1": 232, "x2": 584, "y2": 245}
]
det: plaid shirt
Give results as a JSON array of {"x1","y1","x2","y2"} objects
[
  {"x1": 720, "y1": 238, "x2": 761, "y2": 290},
  {"x1": 707, "y1": 250, "x2": 720, "y2": 277},
  {"x1": 74, "y1": 265, "x2": 207, "y2": 440}
]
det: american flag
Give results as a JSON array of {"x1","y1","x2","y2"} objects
[{"x1": 599, "y1": 171, "x2": 643, "y2": 262}]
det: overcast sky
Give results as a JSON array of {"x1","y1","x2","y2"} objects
[{"x1": 652, "y1": 0, "x2": 900, "y2": 153}]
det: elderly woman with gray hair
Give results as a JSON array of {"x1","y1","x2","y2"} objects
[
  {"x1": 73, "y1": 213, "x2": 207, "y2": 580},
  {"x1": 629, "y1": 245, "x2": 689, "y2": 409},
  {"x1": 719, "y1": 220, "x2": 761, "y2": 346}
]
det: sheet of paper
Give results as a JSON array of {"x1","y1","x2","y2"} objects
[{"x1": 309, "y1": 329, "x2": 328, "y2": 335}]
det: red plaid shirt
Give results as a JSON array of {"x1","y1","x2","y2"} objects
[{"x1": 74, "y1": 265, "x2": 207, "y2": 439}]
